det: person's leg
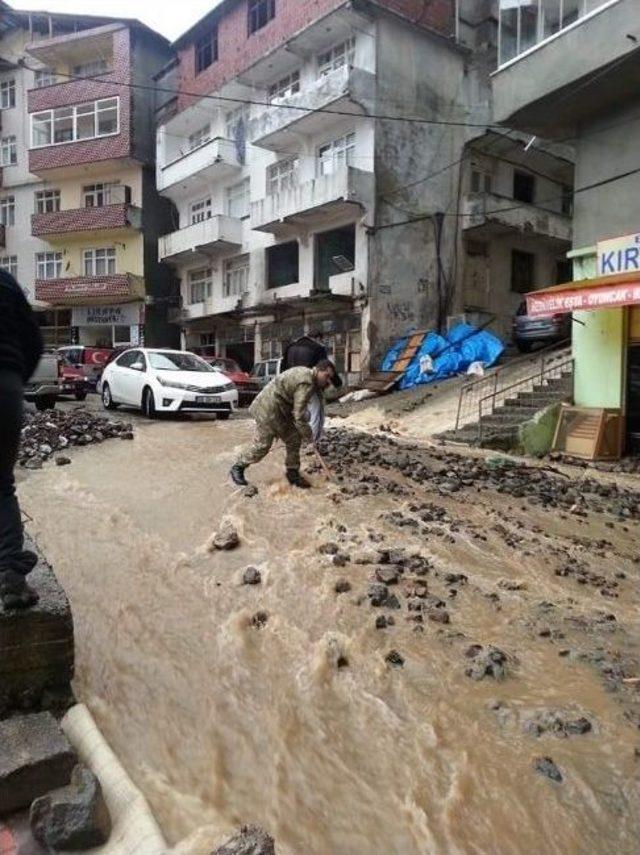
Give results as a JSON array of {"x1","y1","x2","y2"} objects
[
  {"x1": 280, "y1": 429, "x2": 310, "y2": 488},
  {"x1": 230, "y1": 422, "x2": 276, "y2": 485}
]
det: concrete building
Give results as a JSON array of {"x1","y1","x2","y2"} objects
[
  {"x1": 0, "y1": 5, "x2": 176, "y2": 348},
  {"x1": 492, "y1": 0, "x2": 640, "y2": 449}
]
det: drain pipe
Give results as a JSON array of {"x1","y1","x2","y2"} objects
[{"x1": 62, "y1": 704, "x2": 167, "y2": 854}]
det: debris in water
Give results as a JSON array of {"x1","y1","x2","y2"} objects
[
  {"x1": 55, "y1": 456, "x2": 72, "y2": 467},
  {"x1": 334, "y1": 579, "x2": 351, "y2": 594},
  {"x1": 211, "y1": 519, "x2": 240, "y2": 551},
  {"x1": 242, "y1": 484, "x2": 259, "y2": 498},
  {"x1": 465, "y1": 645, "x2": 509, "y2": 681},
  {"x1": 242, "y1": 567, "x2": 261, "y2": 586},
  {"x1": 20, "y1": 410, "x2": 133, "y2": 467},
  {"x1": 250, "y1": 611, "x2": 269, "y2": 629},
  {"x1": 385, "y1": 649, "x2": 405, "y2": 668},
  {"x1": 212, "y1": 823, "x2": 275, "y2": 855},
  {"x1": 533, "y1": 756, "x2": 563, "y2": 783}
]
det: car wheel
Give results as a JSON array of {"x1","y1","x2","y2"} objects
[
  {"x1": 75, "y1": 392, "x2": 87, "y2": 401},
  {"x1": 102, "y1": 383, "x2": 118, "y2": 410},
  {"x1": 142, "y1": 387, "x2": 157, "y2": 419},
  {"x1": 35, "y1": 396, "x2": 56, "y2": 412},
  {"x1": 217, "y1": 412, "x2": 231, "y2": 421}
]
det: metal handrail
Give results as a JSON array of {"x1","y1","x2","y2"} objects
[
  {"x1": 454, "y1": 340, "x2": 571, "y2": 432},
  {"x1": 477, "y1": 357, "x2": 574, "y2": 443}
]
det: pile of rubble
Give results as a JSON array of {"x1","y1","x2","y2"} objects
[{"x1": 19, "y1": 410, "x2": 134, "y2": 469}]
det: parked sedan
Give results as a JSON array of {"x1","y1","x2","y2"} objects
[
  {"x1": 512, "y1": 301, "x2": 571, "y2": 353},
  {"x1": 100, "y1": 348, "x2": 238, "y2": 418},
  {"x1": 194, "y1": 354, "x2": 260, "y2": 406}
]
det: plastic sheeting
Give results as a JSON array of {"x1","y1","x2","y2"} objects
[{"x1": 381, "y1": 323, "x2": 504, "y2": 391}]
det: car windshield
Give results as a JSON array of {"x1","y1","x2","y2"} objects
[{"x1": 148, "y1": 352, "x2": 214, "y2": 372}]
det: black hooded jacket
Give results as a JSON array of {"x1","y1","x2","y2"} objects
[{"x1": 0, "y1": 270, "x2": 44, "y2": 382}]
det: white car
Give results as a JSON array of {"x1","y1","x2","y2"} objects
[{"x1": 100, "y1": 348, "x2": 238, "y2": 419}]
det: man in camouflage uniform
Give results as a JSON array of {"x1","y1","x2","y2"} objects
[{"x1": 230, "y1": 360, "x2": 336, "y2": 489}]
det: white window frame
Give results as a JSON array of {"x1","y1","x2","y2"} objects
[
  {"x1": 0, "y1": 255, "x2": 18, "y2": 278},
  {"x1": 0, "y1": 196, "x2": 15, "y2": 226},
  {"x1": 223, "y1": 255, "x2": 249, "y2": 298},
  {"x1": 30, "y1": 97, "x2": 120, "y2": 149},
  {"x1": 268, "y1": 70, "x2": 300, "y2": 103},
  {"x1": 318, "y1": 132, "x2": 356, "y2": 176},
  {"x1": 36, "y1": 251, "x2": 63, "y2": 280},
  {"x1": 0, "y1": 79, "x2": 16, "y2": 109},
  {"x1": 190, "y1": 197, "x2": 213, "y2": 224},
  {"x1": 188, "y1": 124, "x2": 210, "y2": 151},
  {"x1": 35, "y1": 189, "x2": 61, "y2": 214},
  {"x1": 0, "y1": 136, "x2": 17, "y2": 166},
  {"x1": 226, "y1": 178, "x2": 250, "y2": 218},
  {"x1": 188, "y1": 267, "x2": 213, "y2": 304},
  {"x1": 83, "y1": 247, "x2": 117, "y2": 277},
  {"x1": 34, "y1": 69, "x2": 57, "y2": 88},
  {"x1": 267, "y1": 157, "x2": 299, "y2": 196},
  {"x1": 82, "y1": 182, "x2": 121, "y2": 208},
  {"x1": 317, "y1": 37, "x2": 356, "y2": 78}
]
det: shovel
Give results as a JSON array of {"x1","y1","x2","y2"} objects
[{"x1": 313, "y1": 441, "x2": 334, "y2": 482}]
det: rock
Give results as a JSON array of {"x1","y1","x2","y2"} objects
[
  {"x1": 242, "y1": 485, "x2": 259, "y2": 498},
  {"x1": 30, "y1": 763, "x2": 111, "y2": 850},
  {"x1": 351, "y1": 549, "x2": 378, "y2": 565},
  {"x1": 368, "y1": 583, "x2": 389, "y2": 607},
  {"x1": 385, "y1": 649, "x2": 405, "y2": 668},
  {"x1": 211, "y1": 520, "x2": 240, "y2": 551},
  {"x1": 318, "y1": 542, "x2": 339, "y2": 555},
  {"x1": 533, "y1": 756, "x2": 563, "y2": 783},
  {"x1": 24, "y1": 458, "x2": 43, "y2": 470},
  {"x1": 242, "y1": 567, "x2": 261, "y2": 586},
  {"x1": 564, "y1": 717, "x2": 592, "y2": 736},
  {"x1": 465, "y1": 645, "x2": 509, "y2": 681},
  {"x1": 251, "y1": 611, "x2": 268, "y2": 629},
  {"x1": 428, "y1": 610, "x2": 450, "y2": 624},
  {"x1": 330, "y1": 552, "x2": 349, "y2": 567},
  {"x1": 385, "y1": 595, "x2": 401, "y2": 610},
  {"x1": 0, "y1": 712, "x2": 77, "y2": 814},
  {"x1": 55, "y1": 456, "x2": 72, "y2": 466},
  {"x1": 334, "y1": 579, "x2": 351, "y2": 594},
  {"x1": 375, "y1": 616, "x2": 388, "y2": 629},
  {"x1": 376, "y1": 567, "x2": 399, "y2": 585},
  {"x1": 212, "y1": 824, "x2": 275, "y2": 855}
]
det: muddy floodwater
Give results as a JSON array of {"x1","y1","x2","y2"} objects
[{"x1": 19, "y1": 417, "x2": 640, "y2": 854}]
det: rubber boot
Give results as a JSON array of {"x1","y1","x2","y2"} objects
[
  {"x1": 286, "y1": 469, "x2": 311, "y2": 489},
  {"x1": 230, "y1": 464, "x2": 249, "y2": 487},
  {"x1": 0, "y1": 569, "x2": 39, "y2": 610}
]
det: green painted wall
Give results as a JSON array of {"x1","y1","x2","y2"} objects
[{"x1": 569, "y1": 248, "x2": 626, "y2": 409}]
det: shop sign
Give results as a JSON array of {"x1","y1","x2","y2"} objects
[
  {"x1": 72, "y1": 304, "x2": 142, "y2": 326},
  {"x1": 527, "y1": 281, "x2": 640, "y2": 318},
  {"x1": 597, "y1": 232, "x2": 640, "y2": 277}
]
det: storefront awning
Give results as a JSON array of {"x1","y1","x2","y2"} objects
[{"x1": 526, "y1": 271, "x2": 640, "y2": 318}]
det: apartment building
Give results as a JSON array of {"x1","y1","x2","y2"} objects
[
  {"x1": 0, "y1": 5, "x2": 175, "y2": 348},
  {"x1": 155, "y1": 0, "x2": 467, "y2": 378},
  {"x1": 492, "y1": 0, "x2": 640, "y2": 448}
]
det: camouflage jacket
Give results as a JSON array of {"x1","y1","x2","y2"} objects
[{"x1": 249, "y1": 366, "x2": 318, "y2": 442}]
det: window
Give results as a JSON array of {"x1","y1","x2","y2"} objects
[
  {"x1": 116, "y1": 350, "x2": 142, "y2": 369},
  {"x1": 36, "y1": 251, "x2": 63, "y2": 279},
  {"x1": 35, "y1": 189, "x2": 61, "y2": 214},
  {"x1": 318, "y1": 132, "x2": 355, "y2": 176},
  {"x1": 511, "y1": 249, "x2": 535, "y2": 293},
  {"x1": 513, "y1": 171, "x2": 535, "y2": 204},
  {"x1": 267, "y1": 157, "x2": 299, "y2": 196},
  {"x1": 0, "y1": 256, "x2": 18, "y2": 278},
  {"x1": 471, "y1": 168, "x2": 492, "y2": 194},
  {"x1": 31, "y1": 98, "x2": 119, "y2": 148},
  {"x1": 0, "y1": 136, "x2": 17, "y2": 166},
  {"x1": 561, "y1": 184, "x2": 573, "y2": 216},
  {"x1": 0, "y1": 196, "x2": 15, "y2": 226},
  {"x1": 556, "y1": 258, "x2": 573, "y2": 284},
  {"x1": 248, "y1": 0, "x2": 275, "y2": 35},
  {"x1": 318, "y1": 38, "x2": 355, "y2": 77},
  {"x1": 268, "y1": 71, "x2": 300, "y2": 103},
  {"x1": 0, "y1": 79, "x2": 16, "y2": 109},
  {"x1": 190, "y1": 197, "x2": 213, "y2": 224},
  {"x1": 188, "y1": 125, "x2": 210, "y2": 151},
  {"x1": 34, "y1": 69, "x2": 56, "y2": 88},
  {"x1": 188, "y1": 267, "x2": 213, "y2": 303},
  {"x1": 195, "y1": 28, "x2": 218, "y2": 74},
  {"x1": 83, "y1": 248, "x2": 116, "y2": 276},
  {"x1": 225, "y1": 105, "x2": 249, "y2": 140},
  {"x1": 83, "y1": 183, "x2": 120, "y2": 207},
  {"x1": 223, "y1": 255, "x2": 249, "y2": 297},
  {"x1": 226, "y1": 179, "x2": 250, "y2": 218},
  {"x1": 267, "y1": 241, "x2": 299, "y2": 289},
  {"x1": 73, "y1": 59, "x2": 110, "y2": 77}
]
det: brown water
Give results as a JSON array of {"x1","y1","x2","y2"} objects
[{"x1": 19, "y1": 418, "x2": 640, "y2": 854}]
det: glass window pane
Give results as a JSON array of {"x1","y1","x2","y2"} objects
[
  {"x1": 499, "y1": 6, "x2": 519, "y2": 64},
  {"x1": 77, "y1": 110, "x2": 95, "y2": 140},
  {"x1": 97, "y1": 106, "x2": 118, "y2": 135},
  {"x1": 541, "y1": 0, "x2": 561, "y2": 38}
]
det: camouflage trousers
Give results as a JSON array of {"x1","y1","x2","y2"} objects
[{"x1": 236, "y1": 419, "x2": 303, "y2": 471}]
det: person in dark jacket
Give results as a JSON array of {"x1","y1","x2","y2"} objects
[{"x1": 0, "y1": 269, "x2": 43, "y2": 609}]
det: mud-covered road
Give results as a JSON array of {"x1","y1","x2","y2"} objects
[{"x1": 18, "y1": 412, "x2": 640, "y2": 854}]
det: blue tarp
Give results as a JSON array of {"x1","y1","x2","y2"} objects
[{"x1": 382, "y1": 323, "x2": 504, "y2": 391}]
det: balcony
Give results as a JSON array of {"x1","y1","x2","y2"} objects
[
  {"x1": 251, "y1": 166, "x2": 373, "y2": 237},
  {"x1": 35, "y1": 273, "x2": 144, "y2": 306},
  {"x1": 159, "y1": 216, "x2": 243, "y2": 264},
  {"x1": 461, "y1": 192, "x2": 572, "y2": 245},
  {"x1": 32, "y1": 202, "x2": 141, "y2": 241},
  {"x1": 249, "y1": 66, "x2": 375, "y2": 152},
  {"x1": 492, "y1": 0, "x2": 637, "y2": 136},
  {"x1": 171, "y1": 293, "x2": 243, "y2": 323},
  {"x1": 158, "y1": 138, "x2": 241, "y2": 197}
]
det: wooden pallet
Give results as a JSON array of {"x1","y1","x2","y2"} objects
[{"x1": 360, "y1": 331, "x2": 430, "y2": 393}]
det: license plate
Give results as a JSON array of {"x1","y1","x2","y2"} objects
[{"x1": 196, "y1": 395, "x2": 221, "y2": 403}]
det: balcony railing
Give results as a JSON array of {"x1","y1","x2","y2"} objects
[
  {"x1": 159, "y1": 215, "x2": 243, "y2": 263},
  {"x1": 251, "y1": 166, "x2": 374, "y2": 235},
  {"x1": 35, "y1": 273, "x2": 144, "y2": 305},
  {"x1": 32, "y1": 201, "x2": 141, "y2": 239},
  {"x1": 461, "y1": 192, "x2": 572, "y2": 244},
  {"x1": 158, "y1": 137, "x2": 241, "y2": 195}
]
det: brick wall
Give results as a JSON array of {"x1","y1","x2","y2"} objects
[
  {"x1": 31, "y1": 203, "x2": 135, "y2": 237},
  {"x1": 28, "y1": 28, "x2": 133, "y2": 174},
  {"x1": 35, "y1": 274, "x2": 135, "y2": 302},
  {"x1": 176, "y1": 0, "x2": 454, "y2": 111}
]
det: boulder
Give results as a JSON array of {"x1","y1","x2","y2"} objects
[
  {"x1": 30, "y1": 763, "x2": 111, "y2": 850},
  {"x1": 0, "y1": 712, "x2": 77, "y2": 814},
  {"x1": 211, "y1": 521, "x2": 240, "y2": 551},
  {"x1": 242, "y1": 567, "x2": 262, "y2": 586},
  {"x1": 212, "y1": 824, "x2": 275, "y2": 855}
]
